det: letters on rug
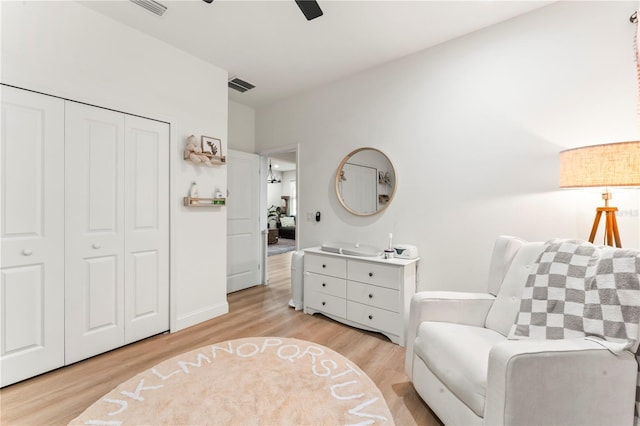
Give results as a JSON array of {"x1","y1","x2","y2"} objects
[{"x1": 69, "y1": 337, "x2": 394, "y2": 425}]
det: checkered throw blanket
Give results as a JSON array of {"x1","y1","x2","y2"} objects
[{"x1": 508, "y1": 239, "x2": 640, "y2": 424}]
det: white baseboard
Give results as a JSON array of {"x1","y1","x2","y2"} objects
[{"x1": 171, "y1": 302, "x2": 229, "y2": 333}]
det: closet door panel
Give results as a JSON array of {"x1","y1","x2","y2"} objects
[
  {"x1": 85, "y1": 256, "x2": 119, "y2": 329},
  {"x1": 124, "y1": 116, "x2": 169, "y2": 343},
  {"x1": 2, "y1": 265, "x2": 44, "y2": 352},
  {"x1": 0, "y1": 86, "x2": 65, "y2": 386},
  {"x1": 65, "y1": 102, "x2": 125, "y2": 364}
]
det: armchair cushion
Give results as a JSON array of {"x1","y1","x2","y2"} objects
[
  {"x1": 415, "y1": 322, "x2": 506, "y2": 417},
  {"x1": 487, "y1": 236, "x2": 526, "y2": 295},
  {"x1": 484, "y1": 242, "x2": 545, "y2": 336}
]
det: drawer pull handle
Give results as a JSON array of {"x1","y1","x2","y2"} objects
[
  {"x1": 368, "y1": 294, "x2": 373, "y2": 299},
  {"x1": 322, "y1": 301, "x2": 326, "y2": 306},
  {"x1": 92, "y1": 243, "x2": 101, "y2": 249},
  {"x1": 322, "y1": 264, "x2": 326, "y2": 268},
  {"x1": 322, "y1": 283, "x2": 326, "y2": 287},
  {"x1": 368, "y1": 315, "x2": 373, "y2": 320},
  {"x1": 368, "y1": 272, "x2": 373, "y2": 277},
  {"x1": 22, "y1": 249, "x2": 33, "y2": 256}
]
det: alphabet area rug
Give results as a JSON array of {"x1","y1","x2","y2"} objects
[{"x1": 69, "y1": 337, "x2": 394, "y2": 425}]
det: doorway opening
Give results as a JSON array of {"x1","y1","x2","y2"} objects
[{"x1": 265, "y1": 151, "x2": 297, "y2": 257}]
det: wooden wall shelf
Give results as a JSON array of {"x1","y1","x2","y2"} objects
[{"x1": 183, "y1": 197, "x2": 226, "y2": 207}]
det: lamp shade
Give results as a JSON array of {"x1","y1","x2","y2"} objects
[{"x1": 559, "y1": 141, "x2": 640, "y2": 188}]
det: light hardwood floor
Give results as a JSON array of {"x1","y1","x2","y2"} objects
[{"x1": 1, "y1": 252, "x2": 442, "y2": 425}]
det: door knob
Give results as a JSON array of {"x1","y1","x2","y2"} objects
[
  {"x1": 22, "y1": 249, "x2": 33, "y2": 256},
  {"x1": 92, "y1": 243, "x2": 101, "y2": 249}
]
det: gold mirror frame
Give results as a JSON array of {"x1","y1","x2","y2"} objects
[{"x1": 334, "y1": 147, "x2": 397, "y2": 216}]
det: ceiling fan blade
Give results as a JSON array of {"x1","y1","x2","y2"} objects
[{"x1": 295, "y1": 0, "x2": 323, "y2": 21}]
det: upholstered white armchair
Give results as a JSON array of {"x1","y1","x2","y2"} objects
[{"x1": 405, "y1": 236, "x2": 638, "y2": 425}]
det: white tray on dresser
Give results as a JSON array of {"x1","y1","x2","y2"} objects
[{"x1": 303, "y1": 247, "x2": 419, "y2": 346}]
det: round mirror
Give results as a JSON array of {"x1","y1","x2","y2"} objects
[{"x1": 335, "y1": 147, "x2": 397, "y2": 216}]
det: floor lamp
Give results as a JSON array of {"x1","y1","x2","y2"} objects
[{"x1": 559, "y1": 141, "x2": 640, "y2": 248}]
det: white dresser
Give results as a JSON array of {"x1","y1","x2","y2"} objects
[{"x1": 303, "y1": 247, "x2": 419, "y2": 346}]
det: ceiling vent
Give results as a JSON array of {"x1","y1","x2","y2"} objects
[
  {"x1": 130, "y1": 0, "x2": 167, "y2": 16},
  {"x1": 228, "y1": 77, "x2": 256, "y2": 93}
]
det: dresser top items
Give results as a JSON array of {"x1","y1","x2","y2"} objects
[{"x1": 303, "y1": 247, "x2": 419, "y2": 266}]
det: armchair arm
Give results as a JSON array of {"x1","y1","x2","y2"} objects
[
  {"x1": 485, "y1": 339, "x2": 637, "y2": 426},
  {"x1": 404, "y1": 291, "x2": 496, "y2": 378}
]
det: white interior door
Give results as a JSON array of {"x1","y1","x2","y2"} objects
[
  {"x1": 0, "y1": 86, "x2": 65, "y2": 386},
  {"x1": 64, "y1": 102, "x2": 126, "y2": 364},
  {"x1": 227, "y1": 149, "x2": 261, "y2": 293},
  {"x1": 123, "y1": 115, "x2": 169, "y2": 344}
]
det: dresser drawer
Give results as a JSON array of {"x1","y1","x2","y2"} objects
[
  {"x1": 347, "y1": 281, "x2": 399, "y2": 313},
  {"x1": 305, "y1": 290, "x2": 347, "y2": 318},
  {"x1": 304, "y1": 254, "x2": 347, "y2": 278},
  {"x1": 347, "y1": 301, "x2": 400, "y2": 336},
  {"x1": 305, "y1": 273, "x2": 346, "y2": 298},
  {"x1": 347, "y1": 259, "x2": 400, "y2": 289}
]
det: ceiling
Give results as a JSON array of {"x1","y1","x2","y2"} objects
[
  {"x1": 269, "y1": 151, "x2": 297, "y2": 172},
  {"x1": 81, "y1": 0, "x2": 553, "y2": 108}
]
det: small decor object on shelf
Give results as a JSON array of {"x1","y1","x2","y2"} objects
[
  {"x1": 378, "y1": 194, "x2": 390, "y2": 204},
  {"x1": 184, "y1": 135, "x2": 225, "y2": 166},
  {"x1": 202, "y1": 136, "x2": 222, "y2": 157},
  {"x1": 189, "y1": 181, "x2": 199, "y2": 198}
]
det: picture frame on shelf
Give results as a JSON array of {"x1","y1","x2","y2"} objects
[{"x1": 201, "y1": 136, "x2": 222, "y2": 157}]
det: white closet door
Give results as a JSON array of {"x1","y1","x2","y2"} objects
[
  {"x1": 123, "y1": 115, "x2": 169, "y2": 343},
  {"x1": 64, "y1": 102, "x2": 126, "y2": 364},
  {"x1": 0, "y1": 86, "x2": 65, "y2": 386}
]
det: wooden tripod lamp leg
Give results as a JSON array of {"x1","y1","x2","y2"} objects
[
  {"x1": 588, "y1": 209, "x2": 604, "y2": 244},
  {"x1": 605, "y1": 211, "x2": 614, "y2": 246},
  {"x1": 608, "y1": 209, "x2": 622, "y2": 247},
  {"x1": 588, "y1": 207, "x2": 621, "y2": 247}
]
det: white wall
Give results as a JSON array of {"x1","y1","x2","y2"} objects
[
  {"x1": 228, "y1": 100, "x2": 256, "y2": 153},
  {"x1": 1, "y1": 1, "x2": 229, "y2": 330},
  {"x1": 267, "y1": 175, "x2": 284, "y2": 210},
  {"x1": 282, "y1": 171, "x2": 296, "y2": 197},
  {"x1": 257, "y1": 1, "x2": 640, "y2": 292}
]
